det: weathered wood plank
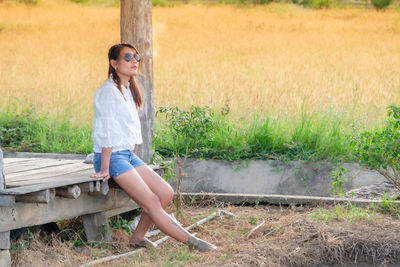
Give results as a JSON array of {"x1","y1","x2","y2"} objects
[
  {"x1": 5, "y1": 159, "x2": 79, "y2": 175},
  {"x1": 103, "y1": 203, "x2": 138, "y2": 218},
  {"x1": 1, "y1": 173, "x2": 102, "y2": 195},
  {"x1": 3, "y1": 158, "x2": 38, "y2": 165},
  {"x1": 0, "y1": 188, "x2": 138, "y2": 232},
  {"x1": 3, "y1": 152, "x2": 86, "y2": 160},
  {"x1": 88, "y1": 181, "x2": 109, "y2": 196},
  {"x1": 121, "y1": 0, "x2": 154, "y2": 163},
  {"x1": 6, "y1": 170, "x2": 94, "y2": 188},
  {"x1": 0, "y1": 146, "x2": 5, "y2": 190},
  {"x1": 5, "y1": 162, "x2": 92, "y2": 181},
  {"x1": 15, "y1": 189, "x2": 52, "y2": 204},
  {"x1": 82, "y1": 212, "x2": 111, "y2": 242},
  {"x1": 0, "y1": 196, "x2": 15, "y2": 207},
  {"x1": 56, "y1": 185, "x2": 81, "y2": 199},
  {"x1": 0, "y1": 231, "x2": 10, "y2": 250}
]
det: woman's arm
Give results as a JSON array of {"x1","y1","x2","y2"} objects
[
  {"x1": 91, "y1": 147, "x2": 112, "y2": 182},
  {"x1": 134, "y1": 144, "x2": 138, "y2": 155}
]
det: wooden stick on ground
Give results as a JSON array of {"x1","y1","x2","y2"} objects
[
  {"x1": 80, "y1": 209, "x2": 235, "y2": 267},
  {"x1": 243, "y1": 218, "x2": 265, "y2": 239}
]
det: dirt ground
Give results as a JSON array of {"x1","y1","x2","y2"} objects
[{"x1": 10, "y1": 200, "x2": 400, "y2": 267}]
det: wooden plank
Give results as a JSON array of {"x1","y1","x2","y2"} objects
[
  {"x1": 0, "y1": 196, "x2": 15, "y2": 207},
  {"x1": 6, "y1": 169, "x2": 95, "y2": 188},
  {"x1": 56, "y1": 185, "x2": 81, "y2": 199},
  {"x1": 3, "y1": 158, "x2": 39, "y2": 165},
  {"x1": 0, "y1": 231, "x2": 10, "y2": 250},
  {"x1": 1, "y1": 171, "x2": 102, "y2": 195},
  {"x1": 103, "y1": 203, "x2": 138, "y2": 218},
  {"x1": 0, "y1": 188, "x2": 138, "y2": 232},
  {"x1": 5, "y1": 159, "x2": 79, "y2": 174},
  {"x1": 15, "y1": 189, "x2": 52, "y2": 204},
  {"x1": 4, "y1": 151, "x2": 86, "y2": 160},
  {"x1": 5, "y1": 162, "x2": 92, "y2": 182}
]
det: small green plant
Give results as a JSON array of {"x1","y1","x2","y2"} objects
[
  {"x1": 248, "y1": 216, "x2": 259, "y2": 225},
  {"x1": 380, "y1": 194, "x2": 400, "y2": 215},
  {"x1": 352, "y1": 105, "x2": 400, "y2": 191},
  {"x1": 311, "y1": 203, "x2": 377, "y2": 222},
  {"x1": 108, "y1": 215, "x2": 133, "y2": 234},
  {"x1": 330, "y1": 166, "x2": 348, "y2": 197},
  {"x1": 152, "y1": 152, "x2": 176, "y2": 183},
  {"x1": 371, "y1": 0, "x2": 393, "y2": 9},
  {"x1": 157, "y1": 105, "x2": 219, "y2": 218}
]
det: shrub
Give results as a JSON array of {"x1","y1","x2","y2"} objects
[
  {"x1": 302, "y1": 0, "x2": 334, "y2": 8},
  {"x1": 371, "y1": 0, "x2": 393, "y2": 9},
  {"x1": 352, "y1": 105, "x2": 400, "y2": 190},
  {"x1": 152, "y1": 0, "x2": 170, "y2": 7},
  {"x1": 14, "y1": 0, "x2": 39, "y2": 4}
]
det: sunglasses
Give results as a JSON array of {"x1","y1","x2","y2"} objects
[{"x1": 123, "y1": 53, "x2": 141, "y2": 63}]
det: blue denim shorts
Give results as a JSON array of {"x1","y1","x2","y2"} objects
[{"x1": 93, "y1": 150, "x2": 145, "y2": 178}]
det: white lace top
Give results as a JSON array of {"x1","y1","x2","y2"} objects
[{"x1": 92, "y1": 77, "x2": 143, "y2": 153}]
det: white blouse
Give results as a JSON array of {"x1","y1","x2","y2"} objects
[{"x1": 92, "y1": 77, "x2": 143, "y2": 153}]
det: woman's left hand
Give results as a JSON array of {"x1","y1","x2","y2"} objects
[{"x1": 91, "y1": 170, "x2": 110, "y2": 182}]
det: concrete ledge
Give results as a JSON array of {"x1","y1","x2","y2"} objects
[
  {"x1": 180, "y1": 192, "x2": 400, "y2": 207},
  {"x1": 170, "y1": 159, "x2": 386, "y2": 197}
]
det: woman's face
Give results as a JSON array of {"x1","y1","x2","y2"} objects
[{"x1": 111, "y1": 47, "x2": 140, "y2": 77}]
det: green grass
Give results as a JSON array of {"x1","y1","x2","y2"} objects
[
  {"x1": 311, "y1": 203, "x2": 379, "y2": 222},
  {"x1": 0, "y1": 104, "x2": 92, "y2": 154},
  {"x1": 155, "y1": 108, "x2": 357, "y2": 162},
  {"x1": 0, "y1": 104, "x2": 362, "y2": 162}
]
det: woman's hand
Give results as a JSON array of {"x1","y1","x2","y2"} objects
[{"x1": 91, "y1": 170, "x2": 110, "y2": 182}]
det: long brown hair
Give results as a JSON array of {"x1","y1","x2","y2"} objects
[{"x1": 108, "y1": 43, "x2": 143, "y2": 108}]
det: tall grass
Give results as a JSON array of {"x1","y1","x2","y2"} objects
[
  {"x1": 155, "y1": 107, "x2": 355, "y2": 161},
  {"x1": 0, "y1": 104, "x2": 92, "y2": 154}
]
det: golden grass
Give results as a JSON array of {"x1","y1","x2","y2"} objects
[{"x1": 1, "y1": 0, "x2": 400, "y2": 125}]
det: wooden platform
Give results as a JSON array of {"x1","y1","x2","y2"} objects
[
  {"x1": 0, "y1": 155, "x2": 164, "y2": 248},
  {"x1": 2, "y1": 157, "x2": 101, "y2": 195}
]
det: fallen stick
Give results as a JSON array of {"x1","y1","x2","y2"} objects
[
  {"x1": 243, "y1": 218, "x2": 265, "y2": 239},
  {"x1": 80, "y1": 209, "x2": 234, "y2": 266}
]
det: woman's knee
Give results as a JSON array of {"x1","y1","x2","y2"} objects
[
  {"x1": 161, "y1": 185, "x2": 174, "y2": 208},
  {"x1": 141, "y1": 193, "x2": 162, "y2": 214}
]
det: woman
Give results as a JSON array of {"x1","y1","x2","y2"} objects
[{"x1": 90, "y1": 43, "x2": 217, "y2": 252}]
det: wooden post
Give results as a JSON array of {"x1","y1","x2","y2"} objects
[
  {"x1": 0, "y1": 146, "x2": 10, "y2": 267},
  {"x1": 82, "y1": 212, "x2": 111, "y2": 242},
  {"x1": 0, "y1": 146, "x2": 5, "y2": 190},
  {"x1": 120, "y1": 0, "x2": 154, "y2": 163}
]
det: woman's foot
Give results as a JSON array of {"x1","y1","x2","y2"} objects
[
  {"x1": 186, "y1": 236, "x2": 218, "y2": 252},
  {"x1": 129, "y1": 236, "x2": 157, "y2": 249}
]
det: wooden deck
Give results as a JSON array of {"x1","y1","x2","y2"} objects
[
  {"x1": 2, "y1": 157, "x2": 99, "y2": 195},
  {"x1": 0, "y1": 155, "x2": 163, "y2": 254}
]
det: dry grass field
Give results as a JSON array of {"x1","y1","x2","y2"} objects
[
  {"x1": 10, "y1": 202, "x2": 400, "y2": 266},
  {"x1": 0, "y1": 0, "x2": 400, "y2": 127}
]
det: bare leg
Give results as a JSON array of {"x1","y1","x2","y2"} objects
[
  {"x1": 113, "y1": 168, "x2": 191, "y2": 243},
  {"x1": 130, "y1": 165, "x2": 174, "y2": 241}
]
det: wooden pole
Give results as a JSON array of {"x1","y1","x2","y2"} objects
[
  {"x1": 0, "y1": 146, "x2": 5, "y2": 190},
  {"x1": 120, "y1": 0, "x2": 154, "y2": 163}
]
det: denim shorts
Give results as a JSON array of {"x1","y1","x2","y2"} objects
[{"x1": 93, "y1": 150, "x2": 145, "y2": 178}]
